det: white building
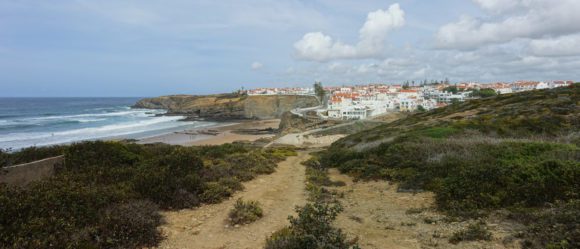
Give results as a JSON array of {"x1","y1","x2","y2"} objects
[
  {"x1": 435, "y1": 92, "x2": 469, "y2": 103},
  {"x1": 512, "y1": 81, "x2": 549, "y2": 92},
  {"x1": 340, "y1": 106, "x2": 371, "y2": 120},
  {"x1": 399, "y1": 98, "x2": 418, "y2": 112},
  {"x1": 549, "y1": 81, "x2": 573, "y2": 88}
]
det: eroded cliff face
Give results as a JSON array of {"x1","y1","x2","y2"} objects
[
  {"x1": 133, "y1": 94, "x2": 319, "y2": 120},
  {"x1": 278, "y1": 111, "x2": 343, "y2": 134},
  {"x1": 243, "y1": 95, "x2": 319, "y2": 119}
]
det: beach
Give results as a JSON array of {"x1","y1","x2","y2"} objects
[{"x1": 137, "y1": 119, "x2": 280, "y2": 146}]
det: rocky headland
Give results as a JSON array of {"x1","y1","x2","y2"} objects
[{"x1": 133, "y1": 93, "x2": 320, "y2": 121}]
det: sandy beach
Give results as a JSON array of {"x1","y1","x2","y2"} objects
[{"x1": 138, "y1": 119, "x2": 280, "y2": 146}]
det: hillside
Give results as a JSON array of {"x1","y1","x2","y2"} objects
[
  {"x1": 318, "y1": 84, "x2": 579, "y2": 248},
  {"x1": 133, "y1": 93, "x2": 319, "y2": 120},
  {"x1": 334, "y1": 84, "x2": 579, "y2": 150}
]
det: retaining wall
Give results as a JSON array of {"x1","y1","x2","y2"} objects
[{"x1": 0, "y1": 156, "x2": 64, "y2": 187}]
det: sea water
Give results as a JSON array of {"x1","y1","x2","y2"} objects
[{"x1": 0, "y1": 98, "x2": 214, "y2": 150}]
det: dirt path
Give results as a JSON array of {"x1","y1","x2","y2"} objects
[
  {"x1": 327, "y1": 169, "x2": 522, "y2": 249},
  {"x1": 156, "y1": 152, "x2": 309, "y2": 249}
]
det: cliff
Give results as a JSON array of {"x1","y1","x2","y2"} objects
[{"x1": 133, "y1": 93, "x2": 319, "y2": 120}]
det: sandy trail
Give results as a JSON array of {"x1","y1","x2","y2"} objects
[{"x1": 157, "y1": 151, "x2": 309, "y2": 249}]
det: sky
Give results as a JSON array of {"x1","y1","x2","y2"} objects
[{"x1": 1, "y1": 0, "x2": 579, "y2": 97}]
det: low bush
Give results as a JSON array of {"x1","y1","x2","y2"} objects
[
  {"x1": 0, "y1": 180, "x2": 120, "y2": 248},
  {"x1": 449, "y1": 221, "x2": 492, "y2": 244},
  {"x1": 471, "y1": 88, "x2": 498, "y2": 98},
  {"x1": 266, "y1": 147, "x2": 298, "y2": 160},
  {"x1": 200, "y1": 181, "x2": 234, "y2": 204},
  {"x1": 265, "y1": 201, "x2": 355, "y2": 249},
  {"x1": 96, "y1": 200, "x2": 163, "y2": 249},
  {"x1": 519, "y1": 200, "x2": 580, "y2": 249},
  {"x1": 302, "y1": 156, "x2": 345, "y2": 202},
  {"x1": 0, "y1": 149, "x2": 8, "y2": 168},
  {"x1": 228, "y1": 199, "x2": 263, "y2": 225}
]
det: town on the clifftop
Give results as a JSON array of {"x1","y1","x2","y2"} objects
[{"x1": 244, "y1": 80, "x2": 575, "y2": 120}]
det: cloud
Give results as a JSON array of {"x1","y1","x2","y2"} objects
[
  {"x1": 294, "y1": 3, "x2": 404, "y2": 61},
  {"x1": 472, "y1": 0, "x2": 521, "y2": 14},
  {"x1": 293, "y1": 32, "x2": 358, "y2": 61},
  {"x1": 529, "y1": 34, "x2": 580, "y2": 57},
  {"x1": 251, "y1": 62, "x2": 263, "y2": 70},
  {"x1": 436, "y1": 0, "x2": 580, "y2": 50}
]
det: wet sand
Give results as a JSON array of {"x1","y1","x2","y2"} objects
[{"x1": 138, "y1": 119, "x2": 280, "y2": 146}]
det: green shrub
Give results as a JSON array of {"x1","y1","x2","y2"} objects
[
  {"x1": 228, "y1": 199, "x2": 263, "y2": 225},
  {"x1": 449, "y1": 222, "x2": 492, "y2": 244},
  {"x1": 319, "y1": 147, "x2": 362, "y2": 169},
  {"x1": 265, "y1": 201, "x2": 354, "y2": 249},
  {"x1": 471, "y1": 88, "x2": 498, "y2": 98},
  {"x1": 198, "y1": 143, "x2": 248, "y2": 158},
  {"x1": 436, "y1": 142, "x2": 580, "y2": 213},
  {"x1": 0, "y1": 149, "x2": 8, "y2": 168},
  {"x1": 96, "y1": 200, "x2": 163, "y2": 249},
  {"x1": 133, "y1": 166, "x2": 202, "y2": 209},
  {"x1": 0, "y1": 180, "x2": 120, "y2": 248},
  {"x1": 265, "y1": 227, "x2": 302, "y2": 249},
  {"x1": 132, "y1": 147, "x2": 205, "y2": 209},
  {"x1": 64, "y1": 141, "x2": 141, "y2": 170},
  {"x1": 200, "y1": 181, "x2": 234, "y2": 203},
  {"x1": 410, "y1": 127, "x2": 459, "y2": 139},
  {"x1": 520, "y1": 200, "x2": 580, "y2": 249}
]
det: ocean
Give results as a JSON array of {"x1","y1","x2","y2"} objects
[{"x1": 0, "y1": 98, "x2": 215, "y2": 150}]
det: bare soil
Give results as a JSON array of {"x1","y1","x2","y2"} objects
[
  {"x1": 327, "y1": 168, "x2": 523, "y2": 249},
  {"x1": 156, "y1": 151, "x2": 309, "y2": 249}
]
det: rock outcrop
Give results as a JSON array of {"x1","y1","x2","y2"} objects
[
  {"x1": 133, "y1": 94, "x2": 319, "y2": 120},
  {"x1": 278, "y1": 111, "x2": 343, "y2": 134}
]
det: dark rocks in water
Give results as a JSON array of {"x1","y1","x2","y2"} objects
[{"x1": 232, "y1": 127, "x2": 278, "y2": 135}]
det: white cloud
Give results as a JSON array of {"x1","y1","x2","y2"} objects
[
  {"x1": 530, "y1": 34, "x2": 580, "y2": 57},
  {"x1": 472, "y1": 0, "x2": 521, "y2": 14},
  {"x1": 436, "y1": 0, "x2": 580, "y2": 50},
  {"x1": 284, "y1": 1, "x2": 580, "y2": 84},
  {"x1": 294, "y1": 3, "x2": 404, "y2": 61},
  {"x1": 251, "y1": 62, "x2": 263, "y2": 70}
]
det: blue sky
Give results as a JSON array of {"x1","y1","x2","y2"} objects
[{"x1": 1, "y1": 0, "x2": 579, "y2": 97}]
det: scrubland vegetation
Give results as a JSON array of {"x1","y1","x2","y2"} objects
[
  {"x1": 0, "y1": 141, "x2": 295, "y2": 248},
  {"x1": 228, "y1": 199, "x2": 264, "y2": 225},
  {"x1": 318, "y1": 84, "x2": 579, "y2": 248},
  {"x1": 448, "y1": 221, "x2": 492, "y2": 244}
]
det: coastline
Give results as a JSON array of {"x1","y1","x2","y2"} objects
[{"x1": 137, "y1": 119, "x2": 280, "y2": 146}]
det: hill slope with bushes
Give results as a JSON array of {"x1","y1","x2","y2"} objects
[
  {"x1": 0, "y1": 141, "x2": 296, "y2": 248},
  {"x1": 334, "y1": 84, "x2": 579, "y2": 150},
  {"x1": 319, "y1": 84, "x2": 579, "y2": 248}
]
